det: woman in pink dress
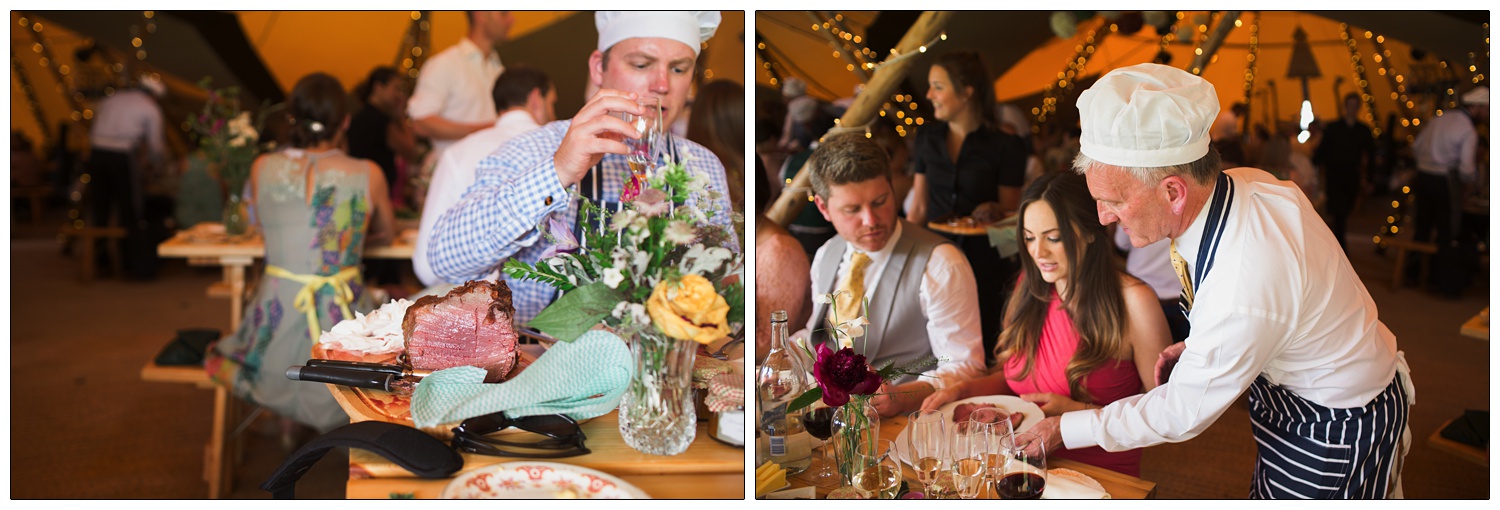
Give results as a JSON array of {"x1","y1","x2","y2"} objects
[{"x1": 921, "y1": 172, "x2": 1171, "y2": 476}]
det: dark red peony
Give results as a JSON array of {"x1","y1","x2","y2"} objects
[{"x1": 813, "y1": 343, "x2": 883, "y2": 407}]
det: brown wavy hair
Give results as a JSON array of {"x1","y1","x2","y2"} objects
[
  {"x1": 995, "y1": 172, "x2": 1127, "y2": 404},
  {"x1": 286, "y1": 72, "x2": 348, "y2": 149}
]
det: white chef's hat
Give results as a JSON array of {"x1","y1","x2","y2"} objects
[
  {"x1": 139, "y1": 73, "x2": 166, "y2": 97},
  {"x1": 595, "y1": 11, "x2": 721, "y2": 56},
  {"x1": 1461, "y1": 86, "x2": 1488, "y2": 106},
  {"x1": 1077, "y1": 63, "x2": 1219, "y2": 168}
]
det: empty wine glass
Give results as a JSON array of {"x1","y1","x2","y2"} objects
[
  {"x1": 948, "y1": 424, "x2": 990, "y2": 500},
  {"x1": 852, "y1": 438, "x2": 900, "y2": 499},
  {"x1": 906, "y1": 410, "x2": 946, "y2": 496},
  {"x1": 997, "y1": 431, "x2": 1048, "y2": 499},
  {"x1": 611, "y1": 97, "x2": 665, "y2": 201}
]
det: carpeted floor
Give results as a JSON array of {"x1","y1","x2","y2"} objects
[{"x1": 5, "y1": 193, "x2": 1490, "y2": 499}]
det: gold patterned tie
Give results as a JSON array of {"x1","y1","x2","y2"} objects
[
  {"x1": 835, "y1": 251, "x2": 872, "y2": 322},
  {"x1": 1169, "y1": 239, "x2": 1194, "y2": 314}
]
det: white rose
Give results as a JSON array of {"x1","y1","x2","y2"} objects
[{"x1": 602, "y1": 267, "x2": 625, "y2": 289}]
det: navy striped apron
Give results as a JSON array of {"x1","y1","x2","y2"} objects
[{"x1": 1189, "y1": 172, "x2": 1411, "y2": 499}]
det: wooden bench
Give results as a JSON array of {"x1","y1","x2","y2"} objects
[
  {"x1": 59, "y1": 224, "x2": 128, "y2": 283},
  {"x1": 141, "y1": 360, "x2": 244, "y2": 499},
  {"x1": 11, "y1": 185, "x2": 53, "y2": 225},
  {"x1": 1385, "y1": 238, "x2": 1439, "y2": 290}
]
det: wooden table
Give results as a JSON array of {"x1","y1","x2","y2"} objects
[
  {"x1": 786, "y1": 412, "x2": 1156, "y2": 499},
  {"x1": 342, "y1": 409, "x2": 744, "y2": 498},
  {"x1": 1461, "y1": 307, "x2": 1489, "y2": 340},
  {"x1": 158, "y1": 226, "x2": 416, "y2": 331}
]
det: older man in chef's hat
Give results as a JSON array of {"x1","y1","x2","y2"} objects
[
  {"x1": 1025, "y1": 63, "x2": 1415, "y2": 499},
  {"x1": 426, "y1": 11, "x2": 737, "y2": 324}
]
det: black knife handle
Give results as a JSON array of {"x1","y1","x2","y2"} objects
[
  {"x1": 286, "y1": 366, "x2": 394, "y2": 391},
  {"x1": 306, "y1": 358, "x2": 406, "y2": 376}
]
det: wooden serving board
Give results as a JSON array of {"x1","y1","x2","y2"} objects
[{"x1": 319, "y1": 344, "x2": 545, "y2": 440}]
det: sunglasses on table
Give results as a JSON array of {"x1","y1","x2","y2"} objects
[{"x1": 450, "y1": 412, "x2": 591, "y2": 459}]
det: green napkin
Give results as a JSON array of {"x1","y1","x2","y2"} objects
[{"x1": 410, "y1": 330, "x2": 633, "y2": 428}]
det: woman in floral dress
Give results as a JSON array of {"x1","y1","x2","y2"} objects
[{"x1": 206, "y1": 72, "x2": 396, "y2": 433}]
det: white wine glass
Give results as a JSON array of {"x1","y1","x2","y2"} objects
[
  {"x1": 852, "y1": 438, "x2": 900, "y2": 499},
  {"x1": 948, "y1": 424, "x2": 990, "y2": 500},
  {"x1": 906, "y1": 410, "x2": 946, "y2": 496},
  {"x1": 967, "y1": 407, "x2": 1015, "y2": 495}
]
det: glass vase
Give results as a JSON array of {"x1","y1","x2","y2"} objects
[
  {"x1": 222, "y1": 193, "x2": 250, "y2": 236},
  {"x1": 618, "y1": 330, "x2": 698, "y2": 456},
  {"x1": 831, "y1": 395, "x2": 881, "y2": 484}
]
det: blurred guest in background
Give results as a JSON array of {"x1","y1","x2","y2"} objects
[
  {"x1": 206, "y1": 72, "x2": 395, "y2": 438},
  {"x1": 1313, "y1": 93, "x2": 1375, "y2": 253},
  {"x1": 349, "y1": 66, "x2": 421, "y2": 208},
  {"x1": 754, "y1": 158, "x2": 810, "y2": 363},
  {"x1": 1408, "y1": 86, "x2": 1488, "y2": 298},
  {"x1": 910, "y1": 50, "x2": 1027, "y2": 363},
  {"x1": 88, "y1": 73, "x2": 168, "y2": 281},
  {"x1": 408, "y1": 11, "x2": 513, "y2": 204},
  {"x1": 687, "y1": 79, "x2": 746, "y2": 241}
]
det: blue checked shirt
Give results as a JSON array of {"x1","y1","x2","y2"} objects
[{"x1": 428, "y1": 119, "x2": 739, "y2": 324}]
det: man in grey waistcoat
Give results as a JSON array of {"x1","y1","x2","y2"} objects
[{"x1": 797, "y1": 132, "x2": 986, "y2": 418}]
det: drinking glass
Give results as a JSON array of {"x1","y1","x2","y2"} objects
[
  {"x1": 906, "y1": 410, "x2": 946, "y2": 496},
  {"x1": 851, "y1": 438, "x2": 901, "y2": 499},
  {"x1": 967, "y1": 407, "x2": 1015, "y2": 494},
  {"x1": 948, "y1": 424, "x2": 989, "y2": 500},
  {"x1": 997, "y1": 431, "x2": 1048, "y2": 499},
  {"x1": 615, "y1": 97, "x2": 665, "y2": 176},
  {"x1": 801, "y1": 405, "x2": 839, "y2": 483}
]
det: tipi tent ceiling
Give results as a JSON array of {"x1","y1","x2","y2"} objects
[
  {"x1": 756, "y1": 11, "x2": 1487, "y2": 138},
  {"x1": 12, "y1": 11, "x2": 744, "y2": 154}
]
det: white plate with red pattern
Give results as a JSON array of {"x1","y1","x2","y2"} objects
[{"x1": 441, "y1": 462, "x2": 650, "y2": 499}]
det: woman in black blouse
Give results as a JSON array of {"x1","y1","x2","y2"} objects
[{"x1": 909, "y1": 50, "x2": 1028, "y2": 364}]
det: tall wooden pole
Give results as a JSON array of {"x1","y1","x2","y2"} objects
[
  {"x1": 806, "y1": 11, "x2": 872, "y2": 83},
  {"x1": 1188, "y1": 11, "x2": 1242, "y2": 75},
  {"x1": 767, "y1": 11, "x2": 954, "y2": 226}
]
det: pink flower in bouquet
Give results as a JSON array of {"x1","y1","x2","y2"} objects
[
  {"x1": 634, "y1": 188, "x2": 671, "y2": 217},
  {"x1": 621, "y1": 172, "x2": 646, "y2": 202},
  {"x1": 814, "y1": 343, "x2": 883, "y2": 407}
]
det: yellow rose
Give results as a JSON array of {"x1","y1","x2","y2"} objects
[{"x1": 646, "y1": 274, "x2": 730, "y2": 345}]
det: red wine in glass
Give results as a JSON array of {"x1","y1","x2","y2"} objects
[
  {"x1": 802, "y1": 407, "x2": 835, "y2": 440},
  {"x1": 996, "y1": 472, "x2": 1045, "y2": 499}
]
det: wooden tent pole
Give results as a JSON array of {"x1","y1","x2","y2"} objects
[
  {"x1": 1188, "y1": 11, "x2": 1242, "y2": 75},
  {"x1": 767, "y1": 10, "x2": 954, "y2": 227}
]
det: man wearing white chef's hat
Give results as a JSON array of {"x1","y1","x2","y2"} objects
[
  {"x1": 1026, "y1": 63, "x2": 1414, "y2": 499},
  {"x1": 426, "y1": 11, "x2": 737, "y2": 324}
]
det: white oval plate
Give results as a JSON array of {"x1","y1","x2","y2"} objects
[
  {"x1": 892, "y1": 395, "x2": 1045, "y2": 467},
  {"x1": 441, "y1": 462, "x2": 650, "y2": 499}
]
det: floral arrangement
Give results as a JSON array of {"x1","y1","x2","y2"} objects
[
  {"x1": 786, "y1": 290, "x2": 935, "y2": 412},
  {"x1": 503, "y1": 160, "x2": 744, "y2": 346},
  {"x1": 187, "y1": 77, "x2": 276, "y2": 195}
]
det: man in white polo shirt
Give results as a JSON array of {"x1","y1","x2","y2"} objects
[
  {"x1": 1027, "y1": 63, "x2": 1414, "y2": 499},
  {"x1": 408, "y1": 11, "x2": 512, "y2": 162}
]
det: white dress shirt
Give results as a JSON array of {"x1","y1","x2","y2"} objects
[
  {"x1": 1410, "y1": 108, "x2": 1478, "y2": 183},
  {"x1": 89, "y1": 88, "x2": 165, "y2": 161},
  {"x1": 413, "y1": 110, "x2": 542, "y2": 286},
  {"x1": 408, "y1": 37, "x2": 504, "y2": 155},
  {"x1": 801, "y1": 222, "x2": 987, "y2": 390},
  {"x1": 1061, "y1": 167, "x2": 1404, "y2": 452}
]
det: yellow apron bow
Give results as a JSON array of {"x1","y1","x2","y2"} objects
[{"x1": 266, "y1": 265, "x2": 360, "y2": 343}]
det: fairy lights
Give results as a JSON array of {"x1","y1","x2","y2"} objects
[
  {"x1": 1036, "y1": 22, "x2": 1103, "y2": 129},
  {"x1": 1241, "y1": 13, "x2": 1261, "y2": 119},
  {"x1": 1338, "y1": 23, "x2": 1381, "y2": 134},
  {"x1": 397, "y1": 11, "x2": 432, "y2": 79},
  {"x1": 1368, "y1": 32, "x2": 1416, "y2": 142}
]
